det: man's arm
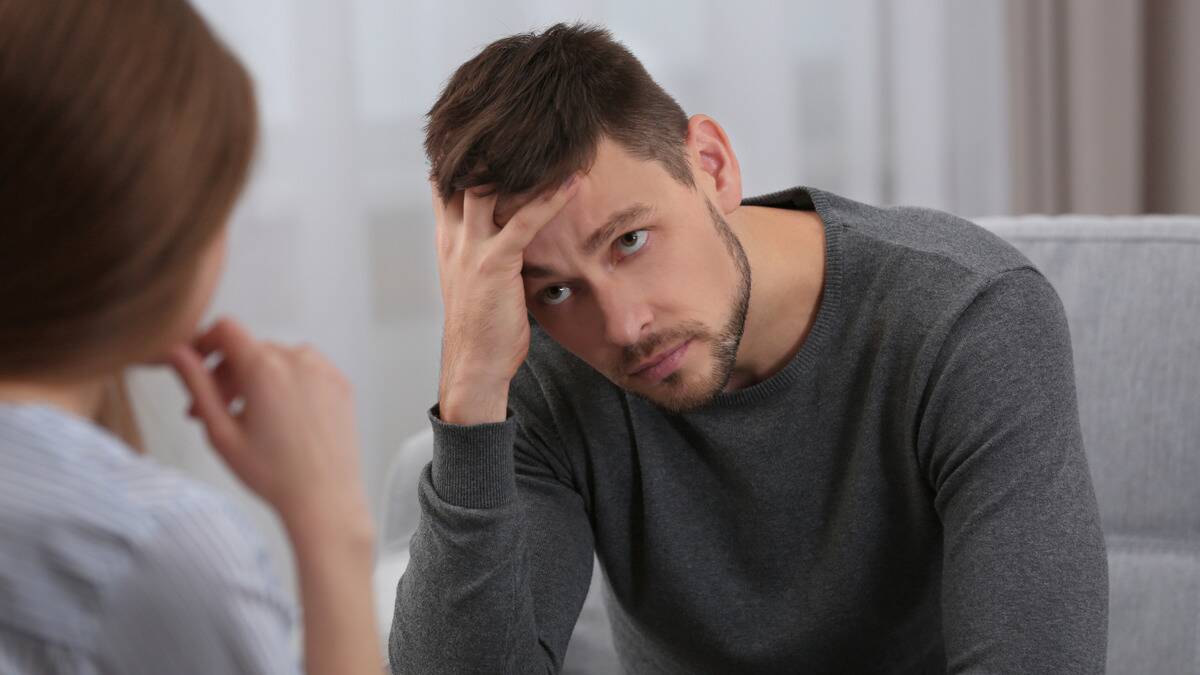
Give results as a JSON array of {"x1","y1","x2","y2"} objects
[
  {"x1": 388, "y1": 395, "x2": 596, "y2": 674},
  {"x1": 918, "y1": 267, "x2": 1108, "y2": 673},
  {"x1": 390, "y1": 179, "x2": 593, "y2": 673}
]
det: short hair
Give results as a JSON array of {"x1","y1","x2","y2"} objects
[{"x1": 425, "y1": 23, "x2": 694, "y2": 201}]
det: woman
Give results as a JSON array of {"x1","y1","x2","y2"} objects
[{"x1": 0, "y1": 1, "x2": 381, "y2": 673}]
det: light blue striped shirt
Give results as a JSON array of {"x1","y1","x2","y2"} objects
[{"x1": 0, "y1": 404, "x2": 299, "y2": 674}]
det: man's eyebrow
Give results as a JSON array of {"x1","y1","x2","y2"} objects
[
  {"x1": 521, "y1": 203, "x2": 654, "y2": 280},
  {"x1": 581, "y1": 203, "x2": 654, "y2": 256},
  {"x1": 521, "y1": 263, "x2": 559, "y2": 279}
]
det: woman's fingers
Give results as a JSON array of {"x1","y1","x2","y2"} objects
[{"x1": 167, "y1": 344, "x2": 244, "y2": 456}]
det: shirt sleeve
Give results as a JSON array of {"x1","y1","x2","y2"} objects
[
  {"x1": 917, "y1": 267, "x2": 1108, "y2": 673},
  {"x1": 96, "y1": 494, "x2": 300, "y2": 675}
]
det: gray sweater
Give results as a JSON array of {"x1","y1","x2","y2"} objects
[{"x1": 390, "y1": 187, "x2": 1108, "y2": 674}]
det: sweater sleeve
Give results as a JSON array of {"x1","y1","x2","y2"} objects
[
  {"x1": 917, "y1": 267, "x2": 1108, "y2": 674},
  {"x1": 388, "y1": 368, "x2": 595, "y2": 674}
]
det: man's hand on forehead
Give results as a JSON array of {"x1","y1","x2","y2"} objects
[
  {"x1": 492, "y1": 181, "x2": 578, "y2": 228},
  {"x1": 492, "y1": 195, "x2": 533, "y2": 228},
  {"x1": 431, "y1": 173, "x2": 580, "y2": 425}
]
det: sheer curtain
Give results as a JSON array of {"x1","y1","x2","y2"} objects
[{"x1": 129, "y1": 0, "x2": 1011, "y2": 607}]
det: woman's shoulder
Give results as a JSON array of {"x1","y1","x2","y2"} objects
[
  {"x1": 0, "y1": 412, "x2": 262, "y2": 572},
  {"x1": 0, "y1": 407, "x2": 294, "y2": 662}
]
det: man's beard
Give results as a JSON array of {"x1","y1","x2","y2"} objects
[{"x1": 614, "y1": 198, "x2": 751, "y2": 413}]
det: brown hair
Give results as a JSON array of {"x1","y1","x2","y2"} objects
[
  {"x1": 425, "y1": 22, "x2": 694, "y2": 201},
  {"x1": 0, "y1": 0, "x2": 257, "y2": 380}
]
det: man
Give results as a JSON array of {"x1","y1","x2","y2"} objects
[{"x1": 390, "y1": 23, "x2": 1107, "y2": 674}]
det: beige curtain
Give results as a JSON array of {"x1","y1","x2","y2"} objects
[{"x1": 1007, "y1": 0, "x2": 1200, "y2": 215}]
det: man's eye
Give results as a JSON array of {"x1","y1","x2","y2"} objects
[
  {"x1": 541, "y1": 285, "x2": 572, "y2": 305},
  {"x1": 616, "y1": 229, "x2": 649, "y2": 256}
]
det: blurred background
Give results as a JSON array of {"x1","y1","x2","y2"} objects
[{"x1": 126, "y1": 0, "x2": 1200, "y2": 613}]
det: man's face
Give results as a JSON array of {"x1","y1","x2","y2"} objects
[{"x1": 504, "y1": 139, "x2": 750, "y2": 412}]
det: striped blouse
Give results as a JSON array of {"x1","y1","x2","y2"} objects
[{"x1": 0, "y1": 403, "x2": 299, "y2": 674}]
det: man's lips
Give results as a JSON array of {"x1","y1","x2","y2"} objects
[{"x1": 628, "y1": 339, "x2": 692, "y2": 382}]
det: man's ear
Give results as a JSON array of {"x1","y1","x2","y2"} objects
[{"x1": 685, "y1": 115, "x2": 742, "y2": 215}]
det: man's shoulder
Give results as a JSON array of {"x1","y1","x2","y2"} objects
[
  {"x1": 781, "y1": 188, "x2": 1061, "y2": 372},
  {"x1": 813, "y1": 187, "x2": 1032, "y2": 279},
  {"x1": 797, "y1": 187, "x2": 1050, "y2": 341}
]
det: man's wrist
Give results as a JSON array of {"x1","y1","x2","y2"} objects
[{"x1": 438, "y1": 375, "x2": 510, "y2": 425}]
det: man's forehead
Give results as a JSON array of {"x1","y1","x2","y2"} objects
[
  {"x1": 494, "y1": 140, "x2": 661, "y2": 224},
  {"x1": 493, "y1": 184, "x2": 598, "y2": 230},
  {"x1": 495, "y1": 180, "x2": 601, "y2": 235}
]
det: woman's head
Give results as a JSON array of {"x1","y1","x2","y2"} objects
[{"x1": 0, "y1": 0, "x2": 257, "y2": 381}]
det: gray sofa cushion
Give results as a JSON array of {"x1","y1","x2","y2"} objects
[{"x1": 1106, "y1": 536, "x2": 1200, "y2": 674}]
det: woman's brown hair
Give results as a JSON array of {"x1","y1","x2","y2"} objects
[{"x1": 0, "y1": 0, "x2": 257, "y2": 380}]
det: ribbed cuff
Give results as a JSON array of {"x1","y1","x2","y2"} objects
[{"x1": 427, "y1": 405, "x2": 518, "y2": 509}]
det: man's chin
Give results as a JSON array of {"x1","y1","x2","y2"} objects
[{"x1": 616, "y1": 371, "x2": 721, "y2": 413}]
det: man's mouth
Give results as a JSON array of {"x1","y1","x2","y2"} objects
[{"x1": 628, "y1": 339, "x2": 692, "y2": 384}]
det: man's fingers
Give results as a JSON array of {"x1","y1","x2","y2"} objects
[
  {"x1": 495, "y1": 174, "x2": 579, "y2": 253},
  {"x1": 441, "y1": 189, "x2": 465, "y2": 229},
  {"x1": 462, "y1": 188, "x2": 500, "y2": 237},
  {"x1": 429, "y1": 179, "x2": 445, "y2": 221}
]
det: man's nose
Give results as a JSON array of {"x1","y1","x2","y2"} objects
[{"x1": 594, "y1": 282, "x2": 652, "y2": 349}]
